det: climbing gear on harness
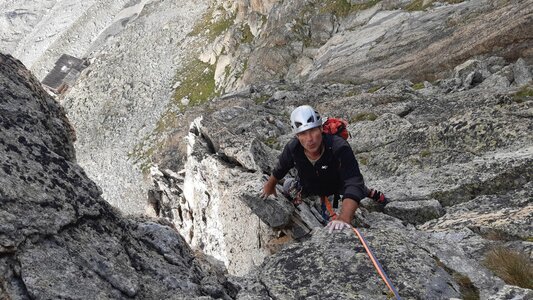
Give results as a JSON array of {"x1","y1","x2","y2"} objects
[
  {"x1": 290, "y1": 105, "x2": 322, "y2": 134},
  {"x1": 352, "y1": 227, "x2": 402, "y2": 300},
  {"x1": 320, "y1": 195, "x2": 337, "y2": 221},
  {"x1": 368, "y1": 188, "x2": 388, "y2": 205}
]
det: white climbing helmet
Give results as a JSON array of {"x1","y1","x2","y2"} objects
[{"x1": 290, "y1": 105, "x2": 322, "y2": 134}]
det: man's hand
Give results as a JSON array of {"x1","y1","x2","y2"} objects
[
  {"x1": 326, "y1": 219, "x2": 351, "y2": 233},
  {"x1": 261, "y1": 175, "x2": 278, "y2": 199}
]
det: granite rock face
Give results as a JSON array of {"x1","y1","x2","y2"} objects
[
  {"x1": 0, "y1": 53, "x2": 236, "y2": 300},
  {"x1": 201, "y1": 0, "x2": 533, "y2": 92},
  {"x1": 149, "y1": 54, "x2": 532, "y2": 298},
  {"x1": 2, "y1": 0, "x2": 533, "y2": 299}
]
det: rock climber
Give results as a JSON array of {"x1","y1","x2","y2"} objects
[{"x1": 261, "y1": 105, "x2": 387, "y2": 233}]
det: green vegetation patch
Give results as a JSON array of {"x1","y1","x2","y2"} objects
[
  {"x1": 406, "y1": 0, "x2": 465, "y2": 11},
  {"x1": 351, "y1": 0, "x2": 382, "y2": 11},
  {"x1": 420, "y1": 149, "x2": 431, "y2": 157},
  {"x1": 357, "y1": 155, "x2": 369, "y2": 166},
  {"x1": 350, "y1": 112, "x2": 378, "y2": 122},
  {"x1": 344, "y1": 89, "x2": 361, "y2": 97},
  {"x1": 174, "y1": 59, "x2": 219, "y2": 110},
  {"x1": 189, "y1": 8, "x2": 236, "y2": 41},
  {"x1": 128, "y1": 109, "x2": 178, "y2": 174},
  {"x1": 240, "y1": 24, "x2": 254, "y2": 44},
  {"x1": 484, "y1": 247, "x2": 533, "y2": 289},
  {"x1": 129, "y1": 58, "x2": 219, "y2": 174},
  {"x1": 263, "y1": 136, "x2": 281, "y2": 150},
  {"x1": 453, "y1": 273, "x2": 479, "y2": 300},
  {"x1": 412, "y1": 82, "x2": 425, "y2": 90},
  {"x1": 513, "y1": 85, "x2": 533, "y2": 103},
  {"x1": 367, "y1": 85, "x2": 383, "y2": 93},
  {"x1": 254, "y1": 94, "x2": 271, "y2": 105},
  {"x1": 319, "y1": 0, "x2": 381, "y2": 17},
  {"x1": 405, "y1": 0, "x2": 429, "y2": 11}
]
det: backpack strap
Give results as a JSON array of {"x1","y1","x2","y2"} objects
[{"x1": 323, "y1": 133, "x2": 334, "y2": 149}]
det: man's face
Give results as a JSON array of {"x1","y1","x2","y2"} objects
[{"x1": 296, "y1": 127, "x2": 323, "y2": 153}]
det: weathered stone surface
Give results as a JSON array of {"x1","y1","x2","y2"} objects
[
  {"x1": 420, "y1": 184, "x2": 533, "y2": 241},
  {"x1": 173, "y1": 55, "x2": 532, "y2": 297},
  {"x1": 241, "y1": 192, "x2": 294, "y2": 229},
  {"x1": 307, "y1": 0, "x2": 533, "y2": 84},
  {"x1": 0, "y1": 53, "x2": 236, "y2": 299},
  {"x1": 3, "y1": 0, "x2": 533, "y2": 298},
  {"x1": 209, "y1": 0, "x2": 532, "y2": 89},
  {"x1": 252, "y1": 227, "x2": 465, "y2": 300},
  {"x1": 488, "y1": 285, "x2": 533, "y2": 300},
  {"x1": 385, "y1": 199, "x2": 444, "y2": 224},
  {"x1": 178, "y1": 118, "x2": 278, "y2": 276},
  {"x1": 513, "y1": 58, "x2": 533, "y2": 86}
]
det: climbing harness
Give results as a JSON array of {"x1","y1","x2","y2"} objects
[
  {"x1": 320, "y1": 195, "x2": 337, "y2": 221},
  {"x1": 352, "y1": 227, "x2": 402, "y2": 300}
]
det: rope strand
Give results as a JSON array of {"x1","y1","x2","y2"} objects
[{"x1": 352, "y1": 227, "x2": 402, "y2": 300}]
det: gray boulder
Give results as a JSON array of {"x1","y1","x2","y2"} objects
[{"x1": 0, "y1": 53, "x2": 236, "y2": 299}]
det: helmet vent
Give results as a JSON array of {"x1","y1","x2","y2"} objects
[{"x1": 294, "y1": 122, "x2": 302, "y2": 128}]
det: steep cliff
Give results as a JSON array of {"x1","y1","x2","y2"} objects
[{"x1": 0, "y1": 53, "x2": 236, "y2": 299}]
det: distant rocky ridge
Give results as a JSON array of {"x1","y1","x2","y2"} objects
[{"x1": 201, "y1": 0, "x2": 533, "y2": 92}]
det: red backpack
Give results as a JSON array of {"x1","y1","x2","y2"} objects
[{"x1": 322, "y1": 117, "x2": 350, "y2": 140}]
